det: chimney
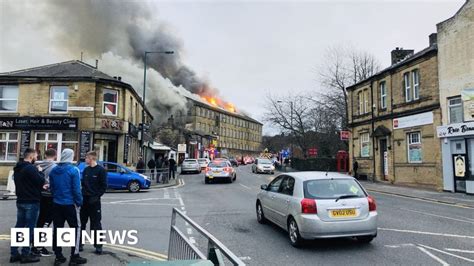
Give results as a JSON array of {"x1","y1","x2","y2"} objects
[
  {"x1": 391, "y1": 47, "x2": 414, "y2": 65},
  {"x1": 118, "y1": 76, "x2": 122, "y2": 81},
  {"x1": 429, "y1": 33, "x2": 437, "y2": 46},
  {"x1": 95, "y1": 59, "x2": 99, "y2": 69}
]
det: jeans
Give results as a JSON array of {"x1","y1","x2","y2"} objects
[{"x1": 11, "y1": 202, "x2": 40, "y2": 256}]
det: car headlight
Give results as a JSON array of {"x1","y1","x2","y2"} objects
[
  {"x1": 271, "y1": 166, "x2": 275, "y2": 170},
  {"x1": 140, "y1": 174, "x2": 149, "y2": 180}
]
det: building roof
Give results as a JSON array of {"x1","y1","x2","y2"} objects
[
  {"x1": 347, "y1": 45, "x2": 437, "y2": 91},
  {"x1": 0, "y1": 60, "x2": 153, "y2": 119}
]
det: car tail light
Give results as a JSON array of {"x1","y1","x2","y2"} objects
[
  {"x1": 368, "y1": 195, "x2": 376, "y2": 212},
  {"x1": 301, "y1": 198, "x2": 317, "y2": 214},
  {"x1": 205, "y1": 167, "x2": 210, "y2": 172},
  {"x1": 224, "y1": 167, "x2": 232, "y2": 172}
]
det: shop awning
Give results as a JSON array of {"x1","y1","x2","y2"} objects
[{"x1": 146, "y1": 141, "x2": 175, "y2": 151}]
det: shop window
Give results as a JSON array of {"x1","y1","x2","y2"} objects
[
  {"x1": 103, "y1": 89, "x2": 118, "y2": 116},
  {"x1": 50, "y1": 86, "x2": 69, "y2": 113},
  {"x1": 0, "y1": 132, "x2": 18, "y2": 161},
  {"x1": 407, "y1": 132, "x2": 422, "y2": 163},
  {"x1": 448, "y1": 97, "x2": 463, "y2": 124},
  {"x1": 35, "y1": 132, "x2": 78, "y2": 161},
  {"x1": 0, "y1": 85, "x2": 19, "y2": 112},
  {"x1": 360, "y1": 133, "x2": 370, "y2": 157}
]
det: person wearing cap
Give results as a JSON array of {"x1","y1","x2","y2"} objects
[{"x1": 49, "y1": 149, "x2": 87, "y2": 265}]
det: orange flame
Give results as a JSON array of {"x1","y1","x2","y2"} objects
[{"x1": 200, "y1": 96, "x2": 236, "y2": 113}]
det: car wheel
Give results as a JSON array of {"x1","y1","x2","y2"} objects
[
  {"x1": 128, "y1": 180, "x2": 141, "y2": 193},
  {"x1": 228, "y1": 177, "x2": 233, "y2": 183},
  {"x1": 256, "y1": 202, "x2": 266, "y2": 224},
  {"x1": 356, "y1": 235, "x2": 375, "y2": 243},
  {"x1": 288, "y1": 218, "x2": 304, "y2": 248},
  {"x1": 233, "y1": 174, "x2": 237, "y2": 181}
]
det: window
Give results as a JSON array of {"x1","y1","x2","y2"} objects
[
  {"x1": 360, "y1": 133, "x2": 370, "y2": 157},
  {"x1": 412, "y1": 70, "x2": 420, "y2": 100},
  {"x1": 280, "y1": 176, "x2": 295, "y2": 196},
  {"x1": 448, "y1": 97, "x2": 463, "y2": 124},
  {"x1": 404, "y1": 73, "x2": 411, "y2": 102},
  {"x1": 407, "y1": 132, "x2": 422, "y2": 163},
  {"x1": 268, "y1": 176, "x2": 284, "y2": 192},
  {"x1": 364, "y1": 90, "x2": 369, "y2": 114},
  {"x1": 103, "y1": 89, "x2": 118, "y2": 116},
  {"x1": 0, "y1": 85, "x2": 18, "y2": 112},
  {"x1": 380, "y1": 82, "x2": 387, "y2": 109},
  {"x1": 35, "y1": 132, "x2": 78, "y2": 161},
  {"x1": 49, "y1": 86, "x2": 68, "y2": 113},
  {"x1": 0, "y1": 132, "x2": 18, "y2": 161}
]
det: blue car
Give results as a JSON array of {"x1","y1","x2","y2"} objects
[{"x1": 77, "y1": 161, "x2": 151, "y2": 192}]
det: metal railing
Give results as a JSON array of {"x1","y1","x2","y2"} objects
[
  {"x1": 168, "y1": 208, "x2": 245, "y2": 265},
  {"x1": 137, "y1": 168, "x2": 177, "y2": 183}
]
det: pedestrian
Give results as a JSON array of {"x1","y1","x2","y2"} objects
[
  {"x1": 31, "y1": 148, "x2": 57, "y2": 257},
  {"x1": 155, "y1": 156, "x2": 163, "y2": 183},
  {"x1": 80, "y1": 151, "x2": 107, "y2": 255},
  {"x1": 353, "y1": 159, "x2": 359, "y2": 179},
  {"x1": 147, "y1": 158, "x2": 156, "y2": 180},
  {"x1": 10, "y1": 148, "x2": 45, "y2": 264},
  {"x1": 49, "y1": 149, "x2": 87, "y2": 265},
  {"x1": 136, "y1": 157, "x2": 145, "y2": 174},
  {"x1": 168, "y1": 156, "x2": 176, "y2": 180}
]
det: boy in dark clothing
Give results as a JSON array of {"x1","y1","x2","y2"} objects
[
  {"x1": 147, "y1": 158, "x2": 156, "y2": 180},
  {"x1": 80, "y1": 151, "x2": 107, "y2": 255},
  {"x1": 10, "y1": 148, "x2": 45, "y2": 264},
  {"x1": 168, "y1": 157, "x2": 176, "y2": 179},
  {"x1": 49, "y1": 149, "x2": 87, "y2": 265},
  {"x1": 136, "y1": 157, "x2": 145, "y2": 174}
]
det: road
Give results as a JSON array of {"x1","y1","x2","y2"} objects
[{"x1": 1, "y1": 165, "x2": 473, "y2": 265}]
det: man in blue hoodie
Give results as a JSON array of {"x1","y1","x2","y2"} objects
[{"x1": 49, "y1": 149, "x2": 87, "y2": 265}]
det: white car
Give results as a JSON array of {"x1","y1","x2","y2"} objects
[
  {"x1": 181, "y1": 159, "x2": 201, "y2": 174},
  {"x1": 252, "y1": 158, "x2": 275, "y2": 174},
  {"x1": 198, "y1": 158, "x2": 210, "y2": 169},
  {"x1": 256, "y1": 172, "x2": 377, "y2": 247}
]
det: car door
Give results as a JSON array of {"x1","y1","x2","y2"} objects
[
  {"x1": 103, "y1": 162, "x2": 121, "y2": 189},
  {"x1": 260, "y1": 175, "x2": 284, "y2": 224},
  {"x1": 273, "y1": 176, "x2": 295, "y2": 227}
]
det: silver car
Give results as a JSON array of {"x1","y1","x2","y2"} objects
[
  {"x1": 198, "y1": 158, "x2": 210, "y2": 169},
  {"x1": 252, "y1": 158, "x2": 275, "y2": 174},
  {"x1": 181, "y1": 159, "x2": 201, "y2": 174},
  {"x1": 204, "y1": 161, "x2": 236, "y2": 184},
  {"x1": 256, "y1": 172, "x2": 377, "y2": 247}
]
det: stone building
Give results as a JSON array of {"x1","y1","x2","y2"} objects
[
  {"x1": 436, "y1": 0, "x2": 474, "y2": 194},
  {"x1": 348, "y1": 36, "x2": 443, "y2": 189},
  {"x1": 0, "y1": 60, "x2": 152, "y2": 183}
]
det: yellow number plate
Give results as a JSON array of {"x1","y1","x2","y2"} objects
[{"x1": 330, "y1": 209, "x2": 356, "y2": 218}]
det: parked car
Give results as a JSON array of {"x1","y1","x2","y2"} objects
[
  {"x1": 77, "y1": 161, "x2": 151, "y2": 193},
  {"x1": 256, "y1": 172, "x2": 377, "y2": 247},
  {"x1": 181, "y1": 159, "x2": 201, "y2": 174},
  {"x1": 252, "y1": 158, "x2": 275, "y2": 174},
  {"x1": 197, "y1": 158, "x2": 210, "y2": 169},
  {"x1": 229, "y1": 158, "x2": 240, "y2": 167},
  {"x1": 204, "y1": 161, "x2": 237, "y2": 184}
]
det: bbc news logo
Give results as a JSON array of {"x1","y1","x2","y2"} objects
[{"x1": 11, "y1": 228, "x2": 138, "y2": 247}]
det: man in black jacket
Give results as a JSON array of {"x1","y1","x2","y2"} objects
[
  {"x1": 80, "y1": 151, "x2": 107, "y2": 254},
  {"x1": 10, "y1": 148, "x2": 45, "y2": 264},
  {"x1": 147, "y1": 158, "x2": 156, "y2": 180}
]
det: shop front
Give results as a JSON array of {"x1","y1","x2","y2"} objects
[{"x1": 437, "y1": 121, "x2": 474, "y2": 194}]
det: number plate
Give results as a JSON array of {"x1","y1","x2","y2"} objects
[
  {"x1": 330, "y1": 209, "x2": 357, "y2": 218},
  {"x1": 208, "y1": 175, "x2": 214, "y2": 179}
]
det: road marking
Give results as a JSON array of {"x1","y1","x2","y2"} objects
[
  {"x1": 401, "y1": 208, "x2": 474, "y2": 225},
  {"x1": 104, "y1": 244, "x2": 167, "y2": 261},
  {"x1": 378, "y1": 228, "x2": 474, "y2": 239},
  {"x1": 369, "y1": 190, "x2": 473, "y2": 209},
  {"x1": 164, "y1": 189, "x2": 170, "y2": 199},
  {"x1": 187, "y1": 228, "x2": 193, "y2": 235},
  {"x1": 445, "y1": 248, "x2": 474, "y2": 254},
  {"x1": 107, "y1": 198, "x2": 166, "y2": 204},
  {"x1": 102, "y1": 202, "x2": 178, "y2": 206},
  {"x1": 384, "y1": 243, "x2": 415, "y2": 248},
  {"x1": 239, "y1": 256, "x2": 252, "y2": 261},
  {"x1": 239, "y1": 184, "x2": 251, "y2": 189},
  {"x1": 418, "y1": 244, "x2": 474, "y2": 263},
  {"x1": 416, "y1": 245, "x2": 450, "y2": 266},
  {"x1": 189, "y1": 237, "x2": 196, "y2": 244}
]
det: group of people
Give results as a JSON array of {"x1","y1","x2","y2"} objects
[
  {"x1": 136, "y1": 155, "x2": 176, "y2": 183},
  {"x1": 10, "y1": 148, "x2": 107, "y2": 265}
]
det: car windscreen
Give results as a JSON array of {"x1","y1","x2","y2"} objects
[
  {"x1": 198, "y1": 159, "x2": 208, "y2": 162},
  {"x1": 258, "y1": 159, "x2": 272, "y2": 164},
  {"x1": 303, "y1": 178, "x2": 366, "y2": 199},
  {"x1": 184, "y1": 160, "x2": 197, "y2": 163},
  {"x1": 208, "y1": 162, "x2": 228, "y2": 168}
]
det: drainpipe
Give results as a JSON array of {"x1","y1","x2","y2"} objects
[{"x1": 370, "y1": 80, "x2": 376, "y2": 182}]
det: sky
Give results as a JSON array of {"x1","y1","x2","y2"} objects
[{"x1": 0, "y1": 0, "x2": 466, "y2": 135}]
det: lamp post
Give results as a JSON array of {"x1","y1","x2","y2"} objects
[
  {"x1": 141, "y1": 50, "x2": 174, "y2": 157},
  {"x1": 277, "y1": 100, "x2": 294, "y2": 158}
]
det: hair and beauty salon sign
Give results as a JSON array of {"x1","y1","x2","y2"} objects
[{"x1": 437, "y1": 122, "x2": 474, "y2": 138}]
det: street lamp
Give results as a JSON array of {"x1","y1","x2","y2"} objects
[
  {"x1": 277, "y1": 100, "x2": 294, "y2": 159},
  {"x1": 141, "y1": 50, "x2": 174, "y2": 157}
]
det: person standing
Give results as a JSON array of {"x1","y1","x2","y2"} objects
[
  {"x1": 155, "y1": 156, "x2": 163, "y2": 183},
  {"x1": 168, "y1": 156, "x2": 176, "y2": 180},
  {"x1": 147, "y1": 158, "x2": 156, "y2": 180},
  {"x1": 80, "y1": 151, "x2": 107, "y2": 255},
  {"x1": 136, "y1": 157, "x2": 145, "y2": 174},
  {"x1": 353, "y1": 159, "x2": 359, "y2": 179},
  {"x1": 31, "y1": 148, "x2": 57, "y2": 257},
  {"x1": 49, "y1": 149, "x2": 87, "y2": 265},
  {"x1": 10, "y1": 148, "x2": 45, "y2": 264}
]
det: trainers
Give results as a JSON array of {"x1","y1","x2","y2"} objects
[
  {"x1": 20, "y1": 254, "x2": 40, "y2": 263},
  {"x1": 9, "y1": 254, "x2": 21, "y2": 263},
  {"x1": 39, "y1": 247, "x2": 53, "y2": 257},
  {"x1": 69, "y1": 255, "x2": 87, "y2": 265},
  {"x1": 54, "y1": 255, "x2": 67, "y2": 265},
  {"x1": 94, "y1": 246, "x2": 103, "y2": 255},
  {"x1": 31, "y1": 247, "x2": 41, "y2": 257}
]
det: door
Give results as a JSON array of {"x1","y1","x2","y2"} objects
[
  {"x1": 453, "y1": 140, "x2": 468, "y2": 193},
  {"x1": 379, "y1": 139, "x2": 388, "y2": 180},
  {"x1": 260, "y1": 175, "x2": 284, "y2": 223},
  {"x1": 273, "y1": 176, "x2": 295, "y2": 226},
  {"x1": 103, "y1": 162, "x2": 121, "y2": 189}
]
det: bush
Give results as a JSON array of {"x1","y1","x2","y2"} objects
[{"x1": 291, "y1": 157, "x2": 337, "y2": 171}]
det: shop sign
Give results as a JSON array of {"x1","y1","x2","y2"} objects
[
  {"x1": 340, "y1": 131, "x2": 350, "y2": 141},
  {"x1": 453, "y1": 154, "x2": 466, "y2": 178},
  {"x1": 128, "y1": 123, "x2": 139, "y2": 138},
  {"x1": 79, "y1": 131, "x2": 92, "y2": 161},
  {"x1": 437, "y1": 121, "x2": 474, "y2": 138},
  {"x1": 178, "y1": 144, "x2": 187, "y2": 152},
  {"x1": 20, "y1": 130, "x2": 31, "y2": 159},
  {"x1": 0, "y1": 117, "x2": 78, "y2": 130},
  {"x1": 68, "y1": 106, "x2": 94, "y2": 112},
  {"x1": 393, "y1": 112, "x2": 433, "y2": 130},
  {"x1": 101, "y1": 119, "x2": 124, "y2": 131}
]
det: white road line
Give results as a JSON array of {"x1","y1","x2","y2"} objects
[
  {"x1": 108, "y1": 198, "x2": 164, "y2": 204},
  {"x1": 239, "y1": 184, "x2": 251, "y2": 189},
  {"x1": 378, "y1": 228, "x2": 474, "y2": 240},
  {"x1": 102, "y1": 202, "x2": 178, "y2": 206},
  {"x1": 416, "y1": 246, "x2": 450, "y2": 266},
  {"x1": 384, "y1": 243, "x2": 415, "y2": 248},
  {"x1": 401, "y1": 208, "x2": 474, "y2": 224},
  {"x1": 239, "y1": 256, "x2": 251, "y2": 261},
  {"x1": 189, "y1": 237, "x2": 196, "y2": 244},
  {"x1": 187, "y1": 228, "x2": 193, "y2": 235},
  {"x1": 418, "y1": 244, "x2": 474, "y2": 263},
  {"x1": 164, "y1": 189, "x2": 170, "y2": 199},
  {"x1": 444, "y1": 248, "x2": 474, "y2": 254},
  {"x1": 181, "y1": 207, "x2": 185, "y2": 210},
  {"x1": 369, "y1": 190, "x2": 473, "y2": 209}
]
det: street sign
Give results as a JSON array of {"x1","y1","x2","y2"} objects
[
  {"x1": 340, "y1": 131, "x2": 350, "y2": 141},
  {"x1": 308, "y1": 148, "x2": 317, "y2": 157},
  {"x1": 178, "y1": 144, "x2": 187, "y2": 152}
]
